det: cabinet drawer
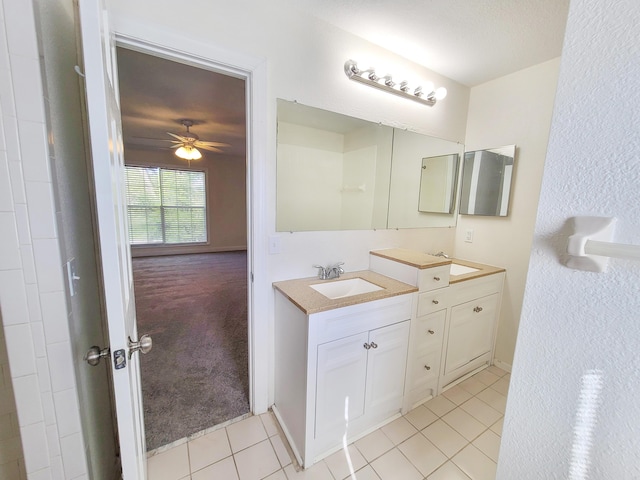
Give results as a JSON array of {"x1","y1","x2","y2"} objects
[
  {"x1": 312, "y1": 294, "x2": 413, "y2": 344},
  {"x1": 417, "y1": 265, "x2": 450, "y2": 291},
  {"x1": 450, "y1": 273, "x2": 503, "y2": 304},
  {"x1": 414, "y1": 310, "x2": 445, "y2": 352},
  {"x1": 412, "y1": 350, "x2": 440, "y2": 386},
  {"x1": 417, "y1": 290, "x2": 448, "y2": 317}
]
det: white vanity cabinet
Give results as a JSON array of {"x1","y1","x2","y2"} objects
[
  {"x1": 273, "y1": 289, "x2": 413, "y2": 468},
  {"x1": 369, "y1": 248, "x2": 505, "y2": 406},
  {"x1": 440, "y1": 273, "x2": 504, "y2": 388}
]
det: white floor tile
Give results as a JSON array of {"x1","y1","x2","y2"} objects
[
  {"x1": 350, "y1": 465, "x2": 381, "y2": 480},
  {"x1": 423, "y1": 395, "x2": 456, "y2": 417},
  {"x1": 354, "y1": 430, "x2": 394, "y2": 463},
  {"x1": 398, "y1": 433, "x2": 447, "y2": 477},
  {"x1": 264, "y1": 470, "x2": 287, "y2": 480},
  {"x1": 191, "y1": 456, "x2": 238, "y2": 480},
  {"x1": 490, "y1": 418, "x2": 504, "y2": 436},
  {"x1": 459, "y1": 397, "x2": 502, "y2": 427},
  {"x1": 486, "y1": 366, "x2": 507, "y2": 378},
  {"x1": 284, "y1": 461, "x2": 334, "y2": 479},
  {"x1": 261, "y1": 412, "x2": 279, "y2": 437},
  {"x1": 427, "y1": 461, "x2": 472, "y2": 480},
  {"x1": 475, "y1": 388, "x2": 507, "y2": 414},
  {"x1": 226, "y1": 416, "x2": 268, "y2": 453},
  {"x1": 421, "y1": 420, "x2": 468, "y2": 458},
  {"x1": 458, "y1": 377, "x2": 488, "y2": 396},
  {"x1": 234, "y1": 439, "x2": 280, "y2": 480},
  {"x1": 370, "y1": 448, "x2": 422, "y2": 480},
  {"x1": 270, "y1": 434, "x2": 293, "y2": 468},
  {"x1": 452, "y1": 445, "x2": 497, "y2": 480},
  {"x1": 442, "y1": 408, "x2": 487, "y2": 442},
  {"x1": 380, "y1": 417, "x2": 417, "y2": 445},
  {"x1": 472, "y1": 430, "x2": 501, "y2": 463},
  {"x1": 490, "y1": 377, "x2": 510, "y2": 397},
  {"x1": 147, "y1": 443, "x2": 190, "y2": 480},
  {"x1": 188, "y1": 428, "x2": 231, "y2": 473},
  {"x1": 404, "y1": 405, "x2": 438, "y2": 430},
  {"x1": 472, "y1": 370, "x2": 501, "y2": 387},
  {"x1": 323, "y1": 444, "x2": 367, "y2": 480},
  {"x1": 442, "y1": 385, "x2": 473, "y2": 405}
]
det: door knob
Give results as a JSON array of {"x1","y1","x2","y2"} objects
[
  {"x1": 128, "y1": 334, "x2": 152, "y2": 358},
  {"x1": 85, "y1": 346, "x2": 110, "y2": 366}
]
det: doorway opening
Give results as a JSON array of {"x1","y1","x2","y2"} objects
[{"x1": 116, "y1": 45, "x2": 251, "y2": 451}]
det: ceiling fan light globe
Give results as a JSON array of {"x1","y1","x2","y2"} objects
[{"x1": 175, "y1": 145, "x2": 202, "y2": 160}]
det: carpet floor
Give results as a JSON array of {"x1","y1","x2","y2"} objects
[{"x1": 132, "y1": 251, "x2": 249, "y2": 451}]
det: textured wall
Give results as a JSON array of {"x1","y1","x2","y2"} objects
[{"x1": 498, "y1": 0, "x2": 640, "y2": 478}]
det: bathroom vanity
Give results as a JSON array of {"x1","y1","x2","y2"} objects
[
  {"x1": 370, "y1": 249, "x2": 505, "y2": 407},
  {"x1": 272, "y1": 252, "x2": 505, "y2": 468}
]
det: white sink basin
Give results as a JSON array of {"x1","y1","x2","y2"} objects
[
  {"x1": 310, "y1": 278, "x2": 384, "y2": 299},
  {"x1": 450, "y1": 263, "x2": 480, "y2": 276}
]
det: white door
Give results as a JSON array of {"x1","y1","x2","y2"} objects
[
  {"x1": 365, "y1": 321, "x2": 410, "y2": 418},
  {"x1": 315, "y1": 332, "x2": 369, "y2": 439},
  {"x1": 78, "y1": 0, "x2": 147, "y2": 478}
]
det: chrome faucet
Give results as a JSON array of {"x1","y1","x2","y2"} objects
[
  {"x1": 313, "y1": 262, "x2": 345, "y2": 280},
  {"x1": 433, "y1": 251, "x2": 449, "y2": 258}
]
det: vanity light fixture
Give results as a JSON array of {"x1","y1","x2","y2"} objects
[{"x1": 344, "y1": 59, "x2": 447, "y2": 107}]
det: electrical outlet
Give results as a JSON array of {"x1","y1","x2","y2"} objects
[{"x1": 465, "y1": 229, "x2": 474, "y2": 243}]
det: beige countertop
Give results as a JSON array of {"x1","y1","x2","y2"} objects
[
  {"x1": 370, "y1": 248, "x2": 505, "y2": 284},
  {"x1": 273, "y1": 270, "x2": 418, "y2": 315}
]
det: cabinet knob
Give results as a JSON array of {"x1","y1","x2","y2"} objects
[
  {"x1": 428, "y1": 329, "x2": 435, "y2": 335},
  {"x1": 370, "y1": 342, "x2": 378, "y2": 349},
  {"x1": 432, "y1": 299, "x2": 439, "y2": 304},
  {"x1": 473, "y1": 306, "x2": 483, "y2": 313},
  {"x1": 363, "y1": 343, "x2": 371, "y2": 350},
  {"x1": 433, "y1": 276, "x2": 441, "y2": 281},
  {"x1": 424, "y1": 365, "x2": 431, "y2": 370}
]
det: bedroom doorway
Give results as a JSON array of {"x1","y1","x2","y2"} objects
[{"x1": 116, "y1": 45, "x2": 250, "y2": 451}]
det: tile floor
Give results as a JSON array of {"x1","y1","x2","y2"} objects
[{"x1": 147, "y1": 365, "x2": 509, "y2": 480}]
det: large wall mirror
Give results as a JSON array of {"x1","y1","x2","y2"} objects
[
  {"x1": 276, "y1": 99, "x2": 464, "y2": 231},
  {"x1": 459, "y1": 145, "x2": 516, "y2": 216}
]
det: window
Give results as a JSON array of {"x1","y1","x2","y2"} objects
[{"x1": 125, "y1": 166, "x2": 207, "y2": 245}]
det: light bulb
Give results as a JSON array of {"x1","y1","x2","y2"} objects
[
  {"x1": 175, "y1": 145, "x2": 202, "y2": 160},
  {"x1": 435, "y1": 87, "x2": 448, "y2": 100}
]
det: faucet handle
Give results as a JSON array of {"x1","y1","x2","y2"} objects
[{"x1": 313, "y1": 265, "x2": 328, "y2": 279}]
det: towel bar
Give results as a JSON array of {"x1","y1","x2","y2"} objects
[{"x1": 566, "y1": 216, "x2": 640, "y2": 272}]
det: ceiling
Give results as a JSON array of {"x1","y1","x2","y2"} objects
[{"x1": 118, "y1": 1, "x2": 570, "y2": 159}]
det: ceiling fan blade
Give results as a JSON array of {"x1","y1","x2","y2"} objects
[
  {"x1": 195, "y1": 140, "x2": 231, "y2": 148},
  {"x1": 197, "y1": 145, "x2": 225, "y2": 153},
  {"x1": 167, "y1": 132, "x2": 189, "y2": 141}
]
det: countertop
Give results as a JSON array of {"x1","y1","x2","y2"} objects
[
  {"x1": 369, "y1": 248, "x2": 505, "y2": 284},
  {"x1": 273, "y1": 270, "x2": 418, "y2": 315}
]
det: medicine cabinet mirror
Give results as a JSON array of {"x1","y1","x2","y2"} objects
[
  {"x1": 418, "y1": 154, "x2": 459, "y2": 214},
  {"x1": 276, "y1": 99, "x2": 464, "y2": 231},
  {"x1": 459, "y1": 145, "x2": 516, "y2": 216}
]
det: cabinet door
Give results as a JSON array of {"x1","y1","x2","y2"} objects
[
  {"x1": 316, "y1": 332, "x2": 369, "y2": 438},
  {"x1": 445, "y1": 294, "x2": 498, "y2": 373},
  {"x1": 365, "y1": 321, "x2": 410, "y2": 419}
]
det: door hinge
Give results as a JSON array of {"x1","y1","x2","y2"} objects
[{"x1": 250, "y1": 272, "x2": 254, "y2": 282}]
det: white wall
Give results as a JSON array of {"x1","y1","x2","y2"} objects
[
  {"x1": 455, "y1": 58, "x2": 561, "y2": 368},
  {"x1": 108, "y1": 0, "x2": 471, "y2": 281},
  {"x1": 498, "y1": 1, "x2": 640, "y2": 478}
]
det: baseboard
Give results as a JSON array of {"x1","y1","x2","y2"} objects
[{"x1": 492, "y1": 359, "x2": 512, "y2": 373}]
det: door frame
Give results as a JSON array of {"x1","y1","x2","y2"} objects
[{"x1": 114, "y1": 31, "x2": 270, "y2": 415}]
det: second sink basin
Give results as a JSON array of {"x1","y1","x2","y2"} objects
[
  {"x1": 450, "y1": 263, "x2": 480, "y2": 276},
  {"x1": 310, "y1": 277, "x2": 384, "y2": 299}
]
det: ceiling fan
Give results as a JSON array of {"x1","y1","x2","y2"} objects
[{"x1": 167, "y1": 119, "x2": 230, "y2": 161}]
